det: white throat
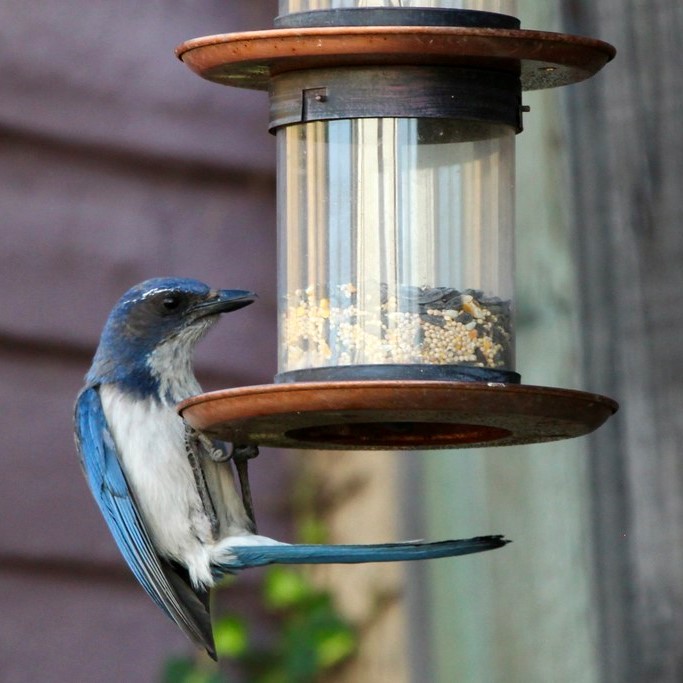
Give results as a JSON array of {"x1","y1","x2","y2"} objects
[{"x1": 146, "y1": 320, "x2": 214, "y2": 403}]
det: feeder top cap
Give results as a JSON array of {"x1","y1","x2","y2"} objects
[{"x1": 176, "y1": 23, "x2": 615, "y2": 92}]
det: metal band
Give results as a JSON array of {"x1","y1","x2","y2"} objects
[
  {"x1": 275, "y1": 8, "x2": 520, "y2": 30},
  {"x1": 276, "y1": 364, "x2": 522, "y2": 385},
  {"x1": 269, "y1": 66, "x2": 522, "y2": 132}
]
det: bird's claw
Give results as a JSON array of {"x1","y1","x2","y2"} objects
[
  {"x1": 209, "y1": 447, "x2": 230, "y2": 463},
  {"x1": 231, "y1": 444, "x2": 259, "y2": 462},
  {"x1": 198, "y1": 432, "x2": 231, "y2": 463},
  {"x1": 186, "y1": 426, "x2": 230, "y2": 463}
]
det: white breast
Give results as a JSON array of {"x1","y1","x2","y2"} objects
[{"x1": 99, "y1": 384, "x2": 250, "y2": 587}]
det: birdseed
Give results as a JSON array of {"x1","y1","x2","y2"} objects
[{"x1": 281, "y1": 284, "x2": 512, "y2": 371}]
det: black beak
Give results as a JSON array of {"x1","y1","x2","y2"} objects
[{"x1": 192, "y1": 289, "x2": 256, "y2": 319}]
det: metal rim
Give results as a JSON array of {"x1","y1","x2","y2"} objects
[
  {"x1": 178, "y1": 380, "x2": 618, "y2": 450},
  {"x1": 176, "y1": 26, "x2": 616, "y2": 92},
  {"x1": 268, "y1": 65, "x2": 524, "y2": 130},
  {"x1": 274, "y1": 8, "x2": 521, "y2": 30}
]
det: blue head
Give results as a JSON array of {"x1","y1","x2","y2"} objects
[{"x1": 86, "y1": 277, "x2": 255, "y2": 398}]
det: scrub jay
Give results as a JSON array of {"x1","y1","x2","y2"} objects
[{"x1": 75, "y1": 277, "x2": 508, "y2": 658}]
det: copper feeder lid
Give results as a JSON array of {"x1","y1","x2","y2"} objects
[{"x1": 176, "y1": 26, "x2": 615, "y2": 92}]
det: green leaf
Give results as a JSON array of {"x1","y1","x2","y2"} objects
[
  {"x1": 254, "y1": 671, "x2": 288, "y2": 683},
  {"x1": 161, "y1": 658, "x2": 194, "y2": 683},
  {"x1": 213, "y1": 615, "x2": 249, "y2": 659},
  {"x1": 297, "y1": 517, "x2": 329, "y2": 544},
  {"x1": 264, "y1": 567, "x2": 314, "y2": 610},
  {"x1": 316, "y1": 626, "x2": 357, "y2": 668},
  {"x1": 277, "y1": 609, "x2": 356, "y2": 681}
]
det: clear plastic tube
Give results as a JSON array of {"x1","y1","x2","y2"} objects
[{"x1": 277, "y1": 118, "x2": 516, "y2": 376}]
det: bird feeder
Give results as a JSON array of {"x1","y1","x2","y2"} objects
[{"x1": 176, "y1": 0, "x2": 618, "y2": 450}]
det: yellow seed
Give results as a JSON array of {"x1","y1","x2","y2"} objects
[
  {"x1": 463, "y1": 301, "x2": 484, "y2": 318},
  {"x1": 319, "y1": 299, "x2": 330, "y2": 319}
]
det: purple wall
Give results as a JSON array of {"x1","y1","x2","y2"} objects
[{"x1": 0, "y1": 2, "x2": 290, "y2": 680}]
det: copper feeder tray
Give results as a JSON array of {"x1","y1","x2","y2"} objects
[
  {"x1": 178, "y1": 381, "x2": 618, "y2": 451},
  {"x1": 176, "y1": 26, "x2": 615, "y2": 91}
]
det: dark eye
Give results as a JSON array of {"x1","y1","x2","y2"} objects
[{"x1": 160, "y1": 293, "x2": 183, "y2": 313}]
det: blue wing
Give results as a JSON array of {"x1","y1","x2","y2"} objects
[{"x1": 74, "y1": 387, "x2": 216, "y2": 658}]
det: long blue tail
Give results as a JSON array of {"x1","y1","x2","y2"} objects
[{"x1": 217, "y1": 536, "x2": 509, "y2": 571}]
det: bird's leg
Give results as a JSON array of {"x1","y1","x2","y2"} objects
[
  {"x1": 184, "y1": 426, "x2": 220, "y2": 539},
  {"x1": 231, "y1": 444, "x2": 259, "y2": 533},
  {"x1": 194, "y1": 428, "x2": 259, "y2": 533}
]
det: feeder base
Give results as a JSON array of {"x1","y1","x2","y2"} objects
[{"x1": 178, "y1": 381, "x2": 618, "y2": 450}]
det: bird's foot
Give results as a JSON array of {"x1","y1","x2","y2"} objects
[
  {"x1": 184, "y1": 424, "x2": 230, "y2": 463},
  {"x1": 208, "y1": 447, "x2": 230, "y2": 463},
  {"x1": 201, "y1": 433, "x2": 231, "y2": 463}
]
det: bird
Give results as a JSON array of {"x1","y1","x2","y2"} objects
[{"x1": 74, "y1": 277, "x2": 509, "y2": 659}]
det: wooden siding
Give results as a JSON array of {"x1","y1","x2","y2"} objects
[
  {"x1": 0, "y1": 2, "x2": 284, "y2": 680},
  {"x1": 563, "y1": 2, "x2": 683, "y2": 681}
]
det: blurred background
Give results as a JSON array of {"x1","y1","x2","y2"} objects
[{"x1": 1, "y1": 1, "x2": 681, "y2": 681}]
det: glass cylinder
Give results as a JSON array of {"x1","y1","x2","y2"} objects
[
  {"x1": 277, "y1": 117, "x2": 516, "y2": 380},
  {"x1": 279, "y1": 1, "x2": 517, "y2": 13}
]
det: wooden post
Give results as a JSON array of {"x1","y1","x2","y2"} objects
[
  {"x1": 563, "y1": 2, "x2": 683, "y2": 681},
  {"x1": 421, "y1": 3, "x2": 604, "y2": 680}
]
